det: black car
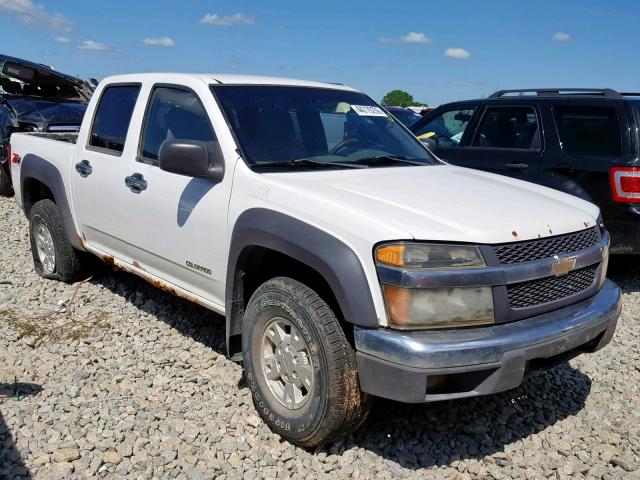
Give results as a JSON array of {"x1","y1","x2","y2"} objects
[
  {"x1": 384, "y1": 106, "x2": 423, "y2": 127},
  {"x1": 0, "y1": 54, "x2": 92, "y2": 195},
  {"x1": 411, "y1": 88, "x2": 640, "y2": 254}
]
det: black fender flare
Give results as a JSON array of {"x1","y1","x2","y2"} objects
[
  {"x1": 20, "y1": 153, "x2": 83, "y2": 250},
  {"x1": 225, "y1": 208, "x2": 379, "y2": 356}
]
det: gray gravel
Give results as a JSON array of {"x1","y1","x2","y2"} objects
[{"x1": 0, "y1": 194, "x2": 639, "y2": 480}]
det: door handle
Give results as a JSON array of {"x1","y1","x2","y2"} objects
[
  {"x1": 125, "y1": 173, "x2": 147, "y2": 193},
  {"x1": 505, "y1": 162, "x2": 528, "y2": 170},
  {"x1": 75, "y1": 160, "x2": 92, "y2": 177}
]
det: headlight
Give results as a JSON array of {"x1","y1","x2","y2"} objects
[
  {"x1": 382, "y1": 285, "x2": 494, "y2": 330},
  {"x1": 375, "y1": 243, "x2": 485, "y2": 269},
  {"x1": 375, "y1": 243, "x2": 494, "y2": 330}
]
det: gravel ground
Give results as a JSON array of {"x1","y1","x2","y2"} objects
[{"x1": 0, "y1": 195, "x2": 638, "y2": 480}]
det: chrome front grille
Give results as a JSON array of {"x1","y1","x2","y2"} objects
[{"x1": 494, "y1": 227, "x2": 601, "y2": 265}]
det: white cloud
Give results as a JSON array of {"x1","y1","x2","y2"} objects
[
  {"x1": 200, "y1": 13, "x2": 254, "y2": 26},
  {"x1": 0, "y1": 0, "x2": 72, "y2": 31},
  {"x1": 444, "y1": 48, "x2": 471, "y2": 60},
  {"x1": 143, "y1": 36, "x2": 175, "y2": 47},
  {"x1": 55, "y1": 36, "x2": 70, "y2": 43},
  {"x1": 552, "y1": 32, "x2": 572, "y2": 42},
  {"x1": 379, "y1": 31, "x2": 431, "y2": 44},
  {"x1": 77, "y1": 40, "x2": 110, "y2": 51},
  {"x1": 399, "y1": 32, "x2": 431, "y2": 44}
]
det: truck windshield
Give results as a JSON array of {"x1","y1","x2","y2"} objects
[{"x1": 211, "y1": 85, "x2": 440, "y2": 170}]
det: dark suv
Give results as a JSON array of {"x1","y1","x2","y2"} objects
[{"x1": 411, "y1": 88, "x2": 640, "y2": 254}]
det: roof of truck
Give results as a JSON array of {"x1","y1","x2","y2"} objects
[{"x1": 100, "y1": 73, "x2": 358, "y2": 91}]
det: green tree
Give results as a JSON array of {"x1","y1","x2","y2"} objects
[{"x1": 382, "y1": 90, "x2": 427, "y2": 107}]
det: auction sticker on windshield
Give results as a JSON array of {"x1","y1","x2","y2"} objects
[{"x1": 350, "y1": 105, "x2": 388, "y2": 117}]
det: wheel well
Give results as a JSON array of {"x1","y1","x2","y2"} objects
[
  {"x1": 22, "y1": 177, "x2": 54, "y2": 215},
  {"x1": 228, "y1": 246, "x2": 353, "y2": 360}
]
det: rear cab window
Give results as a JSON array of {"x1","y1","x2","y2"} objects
[
  {"x1": 88, "y1": 84, "x2": 141, "y2": 155},
  {"x1": 553, "y1": 105, "x2": 622, "y2": 156},
  {"x1": 472, "y1": 105, "x2": 541, "y2": 150}
]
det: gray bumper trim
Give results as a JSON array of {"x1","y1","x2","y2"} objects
[{"x1": 354, "y1": 280, "x2": 621, "y2": 402}]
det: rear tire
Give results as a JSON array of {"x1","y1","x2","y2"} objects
[
  {"x1": 0, "y1": 165, "x2": 13, "y2": 196},
  {"x1": 29, "y1": 199, "x2": 88, "y2": 282},
  {"x1": 242, "y1": 276, "x2": 371, "y2": 447}
]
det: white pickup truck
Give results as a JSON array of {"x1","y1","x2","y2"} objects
[{"x1": 8, "y1": 73, "x2": 621, "y2": 447}]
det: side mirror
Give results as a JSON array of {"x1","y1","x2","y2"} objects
[
  {"x1": 420, "y1": 137, "x2": 437, "y2": 150},
  {"x1": 159, "y1": 139, "x2": 225, "y2": 182}
]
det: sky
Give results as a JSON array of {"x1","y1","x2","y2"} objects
[{"x1": 0, "y1": 0, "x2": 638, "y2": 106}]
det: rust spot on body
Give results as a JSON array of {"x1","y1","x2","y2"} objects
[
  {"x1": 98, "y1": 255, "x2": 203, "y2": 307},
  {"x1": 511, "y1": 231, "x2": 518, "y2": 238},
  {"x1": 149, "y1": 278, "x2": 176, "y2": 296},
  {"x1": 584, "y1": 221, "x2": 590, "y2": 228}
]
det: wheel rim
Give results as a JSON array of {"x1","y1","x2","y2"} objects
[
  {"x1": 260, "y1": 317, "x2": 314, "y2": 410},
  {"x1": 35, "y1": 223, "x2": 56, "y2": 274}
]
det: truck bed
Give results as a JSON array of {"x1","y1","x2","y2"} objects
[{"x1": 9, "y1": 131, "x2": 79, "y2": 211}]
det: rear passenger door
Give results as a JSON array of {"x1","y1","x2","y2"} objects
[
  {"x1": 538, "y1": 103, "x2": 630, "y2": 204},
  {"x1": 72, "y1": 83, "x2": 141, "y2": 259},
  {"x1": 122, "y1": 83, "x2": 234, "y2": 307},
  {"x1": 450, "y1": 104, "x2": 543, "y2": 182}
]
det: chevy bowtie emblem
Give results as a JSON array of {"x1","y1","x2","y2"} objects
[{"x1": 551, "y1": 255, "x2": 577, "y2": 276}]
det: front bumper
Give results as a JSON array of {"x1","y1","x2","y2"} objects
[{"x1": 355, "y1": 279, "x2": 621, "y2": 403}]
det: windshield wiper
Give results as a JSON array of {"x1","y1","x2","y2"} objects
[
  {"x1": 252, "y1": 158, "x2": 366, "y2": 170},
  {"x1": 354, "y1": 155, "x2": 426, "y2": 166}
]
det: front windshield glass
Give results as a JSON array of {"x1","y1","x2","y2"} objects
[{"x1": 211, "y1": 85, "x2": 439, "y2": 169}]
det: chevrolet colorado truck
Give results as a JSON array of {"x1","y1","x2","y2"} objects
[{"x1": 8, "y1": 74, "x2": 622, "y2": 447}]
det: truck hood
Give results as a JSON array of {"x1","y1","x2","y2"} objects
[{"x1": 265, "y1": 164, "x2": 600, "y2": 244}]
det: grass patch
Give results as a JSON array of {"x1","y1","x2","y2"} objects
[{"x1": 0, "y1": 281, "x2": 110, "y2": 345}]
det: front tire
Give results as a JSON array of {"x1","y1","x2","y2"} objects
[
  {"x1": 242, "y1": 277, "x2": 371, "y2": 447},
  {"x1": 29, "y1": 199, "x2": 88, "y2": 282}
]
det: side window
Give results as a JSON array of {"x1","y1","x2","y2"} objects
[
  {"x1": 140, "y1": 86, "x2": 216, "y2": 163},
  {"x1": 414, "y1": 108, "x2": 475, "y2": 147},
  {"x1": 554, "y1": 106, "x2": 622, "y2": 156},
  {"x1": 89, "y1": 85, "x2": 141, "y2": 153},
  {"x1": 472, "y1": 106, "x2": 540, "y2": 149}
]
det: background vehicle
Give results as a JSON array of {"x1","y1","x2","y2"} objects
[
  {"x1": 9, "y1": 75, "x2": 620, "y2": 447},
  {"x1": 411, "y1": 88, "x2": 640, "y2": 253},
  {"x1": 0, "y1": 54, "x2": 91, "y2": 195},
  {"x1": 384, "y1": 105, "x2": 423, "y2": 126}
]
